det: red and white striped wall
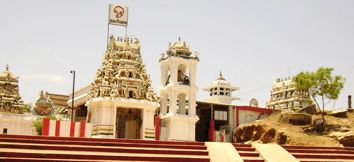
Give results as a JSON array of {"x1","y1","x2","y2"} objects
[{"x1": 42, "y1": 118, "x2": 93, "y2": 138}]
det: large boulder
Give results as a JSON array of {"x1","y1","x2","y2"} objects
[
  {"x1": 329, "y1": 110, "x2": 347, "y2": 118},
  {"x1": 276, "y1": 131, "x2": 287, "y2": 145},
  {"x1": 299, "y1": 104, "x2": 319, "y2": 115},
  {"x1": 338, "y1": 134, "x2": 354, "y2": 147},
  {"x1": 280, "y1": 110, "x2": 312, "y2": 125},
  {"x1": 260, "y1": 128, "x2": 277, "y2": 143}
]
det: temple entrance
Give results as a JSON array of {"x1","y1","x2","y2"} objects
[{"x1": 116, "y1": 108, "x2": 142, "y2": 139}]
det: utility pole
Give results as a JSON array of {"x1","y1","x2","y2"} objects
[{"x1": 70, "y1": 70, "x2": 76, "y2": 122}]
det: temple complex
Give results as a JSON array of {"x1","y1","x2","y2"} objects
[
  {"x1": 0, "y1": 65, "x2": 24, "y2": 114},
  {"x1": 267, "y1": 78, "x2": 310, "y2": 109},
  {"x1": 202, "y1": 72, "x2": 240, "y2": 105},
  {"x1": 159, "y1": 38, "x2": 199, "y2": 141},
  {"x1": 85, "y1": 35, "x2": 159, "y2": 139}
]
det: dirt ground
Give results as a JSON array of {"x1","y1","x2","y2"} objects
[{"x1": 253, "y1": 111, "x2": 354, "y2": 146}]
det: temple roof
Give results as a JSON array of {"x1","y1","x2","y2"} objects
[
  {"x1": 89, "y1": 35, "x2": 157, "y2": 103},
  {"x1": 203, "y1": 72, "x2": 239, "y2": 91},
  {"x1": 0, "y1": 65, "x2": 18, "y2": 82},
  {"x1": 160, "y1": 37, "x2": 199, "y2": 61}
]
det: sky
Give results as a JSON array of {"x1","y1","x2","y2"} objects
[{"x1": 0, "y1": 0, "x2": 353, "y2": 108}]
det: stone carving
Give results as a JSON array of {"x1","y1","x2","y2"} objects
[
  {"x1": 89, "y1": 36, "x2": 157, "y2": 102},
  {"x1": 0, "y1": 65, "x2": 24, "y2": 114}
]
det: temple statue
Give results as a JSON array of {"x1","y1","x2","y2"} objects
[{"x1": 0, "y1": 65, "x2": 24, "y2": 114}]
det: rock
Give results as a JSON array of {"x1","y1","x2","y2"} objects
[
  {"x1": 313, "y1": 118, "x2": 325, "y2": 132},
  {"x1": 329, "y1": 110, "x2": 347, "y2": 118},
  {"x1": 233, "y1": 124, "x2": 256, "y2": 143},
  {"x1": 339, "y1": 134, "x2": 354, "y2": 147},
  {"x1": 299, "y1": 104, "x2": 319, "y2": 115},
  {"x1": 280, "y1": 110, "x2": 312, "y2": 125},
  {"x1": 252, "y1": 125, "x2": 266, "y2": 141},
  {"x1": 260, "y1": 128, "x2": 277, "y2": 143},
  {"x1": 276, "y1": 132, "x2": 287, "y2": 145}
]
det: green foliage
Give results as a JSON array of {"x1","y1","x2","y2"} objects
[
  {"x1": 32, "y1": 115, "x2": 58, "y2": 135},
  {"x1": 23, "y1": 103, "x2": 31, "y2": 113},
  {"x1": 32, "y1": 118, "x2": 43, "y2": 135},
  {"x1": 294, "y1": 67, "x2": 345, "y2": 110}
]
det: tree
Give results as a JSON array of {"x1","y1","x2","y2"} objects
[{"x1": 293, "y1": 67, "x2": 345, "y2": 131}]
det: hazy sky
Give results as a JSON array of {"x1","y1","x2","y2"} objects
[{"x1": 1, "y1": 0, "x2": 353, "y2": 108}]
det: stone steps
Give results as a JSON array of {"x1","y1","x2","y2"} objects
[
  {"x1": 283, "y1": 145, "x2": 354, "y2": 162},
  {"x1": 234, "y1": 144, "x2": 265, "y2": 162},
  {"x1": 0, "y1": 134, "x2": 209, "y2": 162}
]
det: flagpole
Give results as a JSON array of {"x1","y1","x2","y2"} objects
[{"x1": 106, "y1": 5, "x2": 111, "y2": 49}]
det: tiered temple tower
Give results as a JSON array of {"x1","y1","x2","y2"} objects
[
  {"x1": 33, "y1": 90, "x2": 54, "y2": 115},
  {"x1": 202, "y1": 72, "x2": 240, "y2": 105},
  {"x1": 86, "y1": 35, "x2": 159, "y2": 139},
  {"x1": 267, "y1": 78, "x2": 310, "y2": 109},
  {"x1": 159, "y1": 38, "x2": 199, "y2": 141},
  {"x1": 0, "y1": 65, "x2": 24, "y2": 114}
]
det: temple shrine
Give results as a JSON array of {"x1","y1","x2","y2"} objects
[
  {"x1": 267, "y1": 77, "x2": 310, "y2": 109},
  {"x1": 0, "y1": 65, "x2": 24, "y2": 114},
  {"x1": 84, "y1": 35, "x2": 159, "y2": 139}
]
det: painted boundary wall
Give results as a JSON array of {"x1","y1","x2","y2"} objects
[{"x1": 42, "y1": 118, "x2": 92, "y2": 138}]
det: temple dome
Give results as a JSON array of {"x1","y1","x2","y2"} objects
[{"x1": 204, "y1": 72, "x2": 239, "y2": 91}]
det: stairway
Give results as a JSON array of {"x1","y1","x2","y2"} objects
[
  {"x1": 0, "y1": 134, "x2": 209, "y2": 162},
  {"x1": 233, "y1": 143, "x2": 264, "y2": 162},
  {"x1": 283, "y1": 145, "x2": 354, "y2": 162}
]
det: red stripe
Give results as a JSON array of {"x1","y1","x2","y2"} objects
[
  {"x1": 55, "y1": 120, "x2": 60, "y2": 137},
  {"x1": 70, "y1": 122, "x2": 75, "y2": 137},
  {"x1": 42, "y1": 118, "x2": 50, "y2": 136},
  {"x1": 236, "y1": 106, "x2": 273, "y2": 113},
  {"x1": 79, "y1": 121, "x2": 85, "y2": 138},
  {"x1": 236, "y1": 108, "x2": 239, "y2": 127},
  {"x1": 154, "y1": 116, "x2": 160, "y2": 140}
]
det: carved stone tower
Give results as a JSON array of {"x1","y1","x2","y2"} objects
[
  {"x1": 86, "y1": 36, "x2": 159, "y2": 139},
  {"x1": 159, "y1": 38, "x2": 199, "y2": 141},
  {"x1": 0, "y1": 65, "x2": 24, "y2": 114}
]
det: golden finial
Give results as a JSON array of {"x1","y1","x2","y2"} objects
[{"x1": 5, "y1": 64, "x2": 9, "y2": 71}]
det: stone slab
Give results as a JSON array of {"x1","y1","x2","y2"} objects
[
  {"x1": 205, "y1": 142, "x2": 243, "y2": 162},
  {"x1": 253, "y1": 143, "x2": 299, "y2": 162}
]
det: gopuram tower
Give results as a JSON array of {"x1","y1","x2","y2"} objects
[
  {"x1": 0, "y1": 65, "x2": 24, "y2": 114},
  {"x1": 159, "y1": 38, "x2": 199, "y2": 141},
  {"x1": 86, "y1": 36, "x2": 159, "y2": 139}
]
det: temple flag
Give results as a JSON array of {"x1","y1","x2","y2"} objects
[{"x1": 109, "y1": 4, "x2": 128, "y2": 26}]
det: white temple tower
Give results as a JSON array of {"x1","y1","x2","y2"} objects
[{"x1": 159, "y1": 38, "x2": 199, "y2": 141}]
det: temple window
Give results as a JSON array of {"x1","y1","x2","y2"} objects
[
  {"x1": 210, "y1": 93, "x2": 212, "y2": 96},
  {"x1": 129, "y1": 72, "x2": 133, "y2": 78},
  {"x1": 214, "y1": 111, "x2": 227, "y2": 121},
  {"x1": 129, "y1": 91, "x2": 134, "y2": 98},
  {"x1": 220, "y1": 92, "x2": 224, "y2": 95},
  {"x1": 220, "y1": 88, "x2": 224, "y2": 91}
]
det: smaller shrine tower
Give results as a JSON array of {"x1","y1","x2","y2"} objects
[
  {"x1": 159, "y1": 38, "x2": 199, "y2": 141},
  {"x1": 202, "y1": 72, "x2": 240, "y2": 105}
]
